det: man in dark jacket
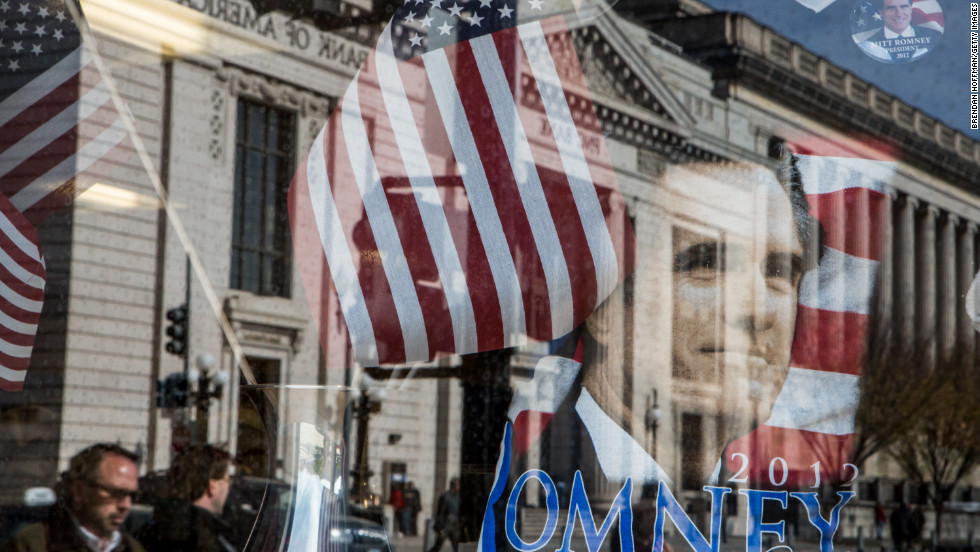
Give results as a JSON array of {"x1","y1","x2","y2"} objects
[
  {"x1": 427, "y1": 479, "x2": 460, "y2": 552},
  {"x1": 138, "y1": 445, "x2": 235, "y2": 552},
  {"x1": 2, "y1": 444, "x2": 146, "y2": 552}
]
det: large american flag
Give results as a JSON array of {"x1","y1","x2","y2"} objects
[
  {"x1": 0, "y1": 0, "x2": 125, "y2": 390},
  {"x1": 289, "y1": 0, "x2": 635, "y2": 366},
  {"x1": 724, "y1": 140, "x2": 892, "y2": 487}
]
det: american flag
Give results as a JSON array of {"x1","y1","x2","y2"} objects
[
  {"x1": 0, "y1": 0, "x2": 125, "y2": 390},
  {"x1": 289, "y1": 0, "x2": 635, "y2": 366},
  {"x1": 723, "y1": 140, "x2": 892, "y2": 487}
]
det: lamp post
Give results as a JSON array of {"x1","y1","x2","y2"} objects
[
  {"x1": 188, "y1": 353, "x2": 228, "y2": 443},
  {"x1": 645, "y1": 389, "x2": 661, "y2": 457}
]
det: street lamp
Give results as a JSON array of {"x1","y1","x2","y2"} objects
[
  {"x1": 645, "y1": 389, "x2": 661, "y2": 456},
  {"x1": 190, "y1": 353, "x2": 227, "y2": 443}
]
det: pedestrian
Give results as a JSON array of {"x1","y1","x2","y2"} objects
[
  {"x1": 875, "y1": 502, "x2": 887, "y2": 540},
  {"x1": 389, "y1": 483, "x2": 406, "y2": 536},
  {"x1": 890, "y1": 502, "x2": 911, "y2": 552},
  {"x1": 427, "y1": 478, "x2": 460, "y2": 552},
  {"x1": 1, "y1": 443, "x2": 145, "y2": 552},
  {"x1": 138, "y1": 444, "x2": 236, "y2": 552},
  {"x1": 403, "y1": 481, "x2": 421, "y2": 536}
]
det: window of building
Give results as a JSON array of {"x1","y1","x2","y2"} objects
[{"x1": 230, "y1": 100, "x2": 295, "y2": 297}]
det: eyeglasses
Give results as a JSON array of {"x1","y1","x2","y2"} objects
[{"x1": 85, "y1": 480, "x2": 138, "y2": 502}]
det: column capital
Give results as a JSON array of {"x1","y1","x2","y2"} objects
[
  {"x1": 943, "y1": 212, "x2": 961, "y2": 227},
  {"x1": 924, "y1": 203, "x2": 941, "y2": 219},
  {"x1": 902, "y1": 194, "x2": 920, "y2": 210},
  {"x1": 883, "y1": 184, "x2": 899, "y2": 201},
  {"x1": 968, "y1": 221, "x2": 980, "y2": 235}
]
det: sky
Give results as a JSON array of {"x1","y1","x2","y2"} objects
[{"x1": 699, "y1": 0, "x2": 980, "y2": 140}]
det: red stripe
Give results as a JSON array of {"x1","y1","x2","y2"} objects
[
  {"x1": 357, "y1": 53, "x2": 458, "y2": 360},
  {"x1": 0, "y1": 73, "x2": 82, "y2": 156},
  {"x1": 0, "y1": 373, "x2": 27, "y2": 391},
  {"x1": 327, "y1": 97, "x2": 409, "y2": 365},
  {"x1": 912, "y1": 8, "x2": 944, "y2": 27},
  {"x1": 0, "y1": 101, "x2": 117, "y2": 200},
  {"x1": 537, "y1": 18, "x2": 636, "y2": 283},
  {"x1": 512, "y1": 410, "x2": 554, "y2": 455},
  {"x1": 806, "y1": 188, "x2": 888, "y2": 261},
  {"x1": 790, "y1": 305, "x2": 867, "y2": 376},
  {"x1": 724, "y1": 426, "x2": 854, "y2": 489},
  {"x1": 513, "y1": 37, "x2": 599, "y2": 329},
  {"x1": 453, "y1": 39, "x2": 553, "y2": 340},
  {"x1": 398, "y1": 53, "x2": 505, "y2": 353},
  {"x1": 788, "y1": 137, "x2": 897, "y2": 161},
  {"x1": 23, "y1": 133, "x2": 133, "y2": 225}
]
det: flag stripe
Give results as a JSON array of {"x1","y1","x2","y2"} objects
[
  {"x1": 0, "y1": 47, "x2": 84, "y2": 128},
  {"x1": 806, "y1": 187, "x2": 887, "y2": 260},
  {"x1": 356, "y1": 59, "x2": 459, "y2": 360},
  {"x1": 518, "y1": 22, "x2": 620, "y2": 304},
  {"x1": 798, "y1": 248, "x2": 877, "y2": 314},
  {"x1": 0, "y1": 79, "x2": 110, "y2": 180},
  {"x1": 376, "y1": 26, "x2": 479, "y2": 355},
  {"x1": 471, "y1": 31, "x2": 574, "y2": 336},
  {"x1": 452, "y1": 41, "x2": 554, "y2": 340},
  {"x1": 10, "y1": 117, "x2": 128, "y2": 212},
  {"x1": 765, "y1": 367, "x2": 859, "y2": 434},
  {"x1": 796, "y1": 155, "x2": 894, "y2": 195},
  {"x1": 341, "y1": 69, "x2": 430, "y2": 362},
  {"x1": 0, "y1": 72, "x2": 83, "y2": 157},
  {"x1": 301, "y1": 128, "x2": 380, "y2": 366},
  {"x1": 423, "y1": 48, "x2": 528, "y2": 343},
  {"x1": 791, "y1": 301, "x2": 868, "y2": 376}
]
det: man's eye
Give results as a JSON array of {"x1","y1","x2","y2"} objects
[
  {"x1": 674, "y1": 243, "x2": 723, "y2": 274},
  {"x1": 765, "y1": 254, "x2": 802, "y2": 287}
]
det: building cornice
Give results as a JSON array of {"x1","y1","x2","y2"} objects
[{"x1": 645, "y1": 12, "x2": 980, "y2": 194}]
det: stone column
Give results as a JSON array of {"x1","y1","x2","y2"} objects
[
  {"x1": 937, "y1": 213, "x2": 958, "y2": 357},
  {"x1": 915, "y1": 204, "x2": 938, "y2": 361},
  {"x1": 876, "y1": 187, "x2": 897, "y2": 326},
  {"x1": 894, "y1": 195, "x2": 918, "y2": 343},
  {"x1": 958, "y1": 222, "x2": 978, "y2": 357}
]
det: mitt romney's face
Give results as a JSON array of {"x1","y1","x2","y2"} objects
[
  {"x1": 670, "y1": 163, "x2": 803, "y2": 426},
  {"x1": 881, "y1": 0, "x2": 912, "y2": 34}
]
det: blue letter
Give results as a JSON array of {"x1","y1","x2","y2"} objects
[
  {"x1": 506, "y1": 469, "x2": 559, "y2": 551},
  {"x1": 556, "y1": 471, "x2": 633, "y2": 552},
  {"x1": 652, "y1": 482, "x2": 731, "y2": 552},
  {"x1": 791, "y1": 492, "x2": 854, "y2": 552},
  {"x1": 739, "y1": 489, "x2": 788, "y2": 552}
]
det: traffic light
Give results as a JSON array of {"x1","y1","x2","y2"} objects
[
  {"x1": 157, "y1": 373, "x2": 189, "y2": 408},
  {"x1": 165, "y1": 305, "x2": 188, "y2": 357}
]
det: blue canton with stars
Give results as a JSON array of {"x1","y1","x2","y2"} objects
[
  {"x1": 0, "y1": 0, "x2": 80, "y2": 102},
  {"x1": 390, "y1": 0, "x2": 554, "y2": 59}
]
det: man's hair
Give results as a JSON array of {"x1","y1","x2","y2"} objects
[
  {"x1": 873, "y1": 0, "x2": 910, "y2": 11},
  {"x1": 62, "y1": 443, "x2": 140, "y2": 500},
  {"x1": 168, "y1": 445, "x2": 231, "y2": 501}
]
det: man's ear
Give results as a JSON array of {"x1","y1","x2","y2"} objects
[{"x1": 206, "y1": 479, "x2": 218, "y2": 497}]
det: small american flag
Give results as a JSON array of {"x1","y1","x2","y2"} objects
[
  {"x1": 289, "y1": 0, "x2": 635, "y2": 366},
  {"x1": 0, "y1": 0, "x2": 125, "y2": 389}
]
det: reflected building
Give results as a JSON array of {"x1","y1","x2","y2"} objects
[{"x1": 0, "y1": 0, "x2": 977, "y2": 544}]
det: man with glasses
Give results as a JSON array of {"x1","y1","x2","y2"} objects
[{"x1": 2, "y1": 444, "x2": 145, "y2": 552}]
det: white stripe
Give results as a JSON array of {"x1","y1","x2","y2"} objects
[
  {"x1": 10, "y1": 116, "x2": 127, "y2": 212},
  {"x1": 422, "y1": 49, "x2": 528, "y2": 345},
  {"x1": 0, "y1": 307, "x2": 38, "y2": 335},
  {"x1": 0, "y1": 48, "x2": 84, "y2": 128},
  {"x1": 305, "y1": 127, "x2": 379, "y2": 366},
  {"x1": 375, "y1": 27, "x2": 478, "y2": 355},
  {"x1": 794, "y1": 0, "x2": 836, "y2": 12},
  {"x1": 796, "y1": 155, "x2": 895, "y2": 195},
  {"x1": 470, "y1": 33, "x2": 574, "y2": 336},
  {"x1": 0, "y1": 364, "x2": 27, "y2": 383},
  {"x1": 0, "y1": 332, "x2": 35, "y2": 358},
  {"x1": 0, "y1": 244, "x2": 44, "y2": 290},
  {"x1": 518, "y1": 23, "x2": 620, "y2": 303},
  {"x1": 0, "y1": 82, "x2": 112, "y2": 179},
  {"x1": 765, "y1": 367, "x2": 859, "y2": 435},
  {"x1": 0, "y1": 277, "x2": 43, "y2": 313},
  {"x1": 341, "y1": 70, "x2": 429, "y2": 362},
  {"x1": 0, "y1": 209, "x2": 42, "y2": 263},
  {"x1": 799, "y1": 248, "x2": 877, "y2": 314}
]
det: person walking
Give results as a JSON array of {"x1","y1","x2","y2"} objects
[{"x1": 427, "y1": 479, "x2": 460, "y2": 552}]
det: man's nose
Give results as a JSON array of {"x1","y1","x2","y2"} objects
[{"x1": 731, "y1": 266, "x2": 777, "y2": 332}]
